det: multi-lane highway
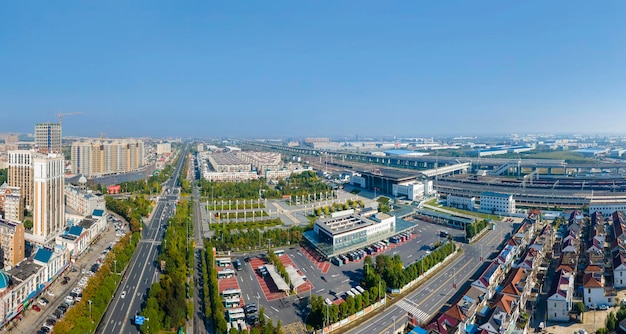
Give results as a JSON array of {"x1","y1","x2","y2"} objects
[
  {"x1": 346, "y1": 221, "x2": 514, "y2": 334},
  {"x1": 97, "y1": 144, "x2": 187, "y2": 334},
  {"x1": 191, "y1": 158, "x2": 209, "y2": 334}
]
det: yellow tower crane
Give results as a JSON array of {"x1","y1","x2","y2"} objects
[{"x1": 55, "y1": 112, "x2": 83, "y2": 126}]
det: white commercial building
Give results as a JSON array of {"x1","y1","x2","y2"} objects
[
  {"x1": 313, "y1": 209, "x2": 395, "y2": 253},
  {"x1": 392, "y1": 181, "x2": 425, "y2": 201},
  {"x1": 589, "y1": 199, "x2": 626, "y2": 216},
  {"x1": 156, "y1": 142, "x2": 171, "y2": 155},
  {"x1": 64, "y1": 183, "x2": 105, "y2": 217},
  {"x1": 32, "y1": 153, "x2": 65, "y2": 242},
  {"x1": 446, "y1": 195, "x2": 476, "y2": 210},
  {"x1": 480, "y1": 192, "x2": 515, "y2": 214}
]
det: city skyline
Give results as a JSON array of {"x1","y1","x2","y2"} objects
[{"x1": 1, "y1": 1, "x2": 626, "y2": 138}]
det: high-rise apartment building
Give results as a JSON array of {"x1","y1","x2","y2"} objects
[
  {"x1": 33, "y1": 153, "x2": 64, "y2": 240},
  {"x1": 0, "y1": 183, "x2": 23, "y2": 222},
  {"x1": 35, "y1": 123, "x2": 62, "y2": 154},
  {"x1": 71, "y1": 139, "x2": 145, "y2": 177},
  {"x1": 8, "y1": 150, "x2": 33, "y2": 210},
  {"x1": 0, "y1": 219, "x2": 25, "y2": 269}
]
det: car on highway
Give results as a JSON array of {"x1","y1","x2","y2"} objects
[{"x1": 121, "y1": 290, "x2": 127, "y2": 298}]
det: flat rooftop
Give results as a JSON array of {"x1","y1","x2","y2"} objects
[
  {"x1": 9, "y1": 260, "x2": 42, "y2": 282},
  {"x1": 317, "y1": 214, "x2": 374, "y2": 236},
  {"x1": 359, "y1": 168, "x2": 421, "y2": 181}
]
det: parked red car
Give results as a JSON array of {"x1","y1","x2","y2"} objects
[{"x1": 32, "y1": 304, "x2": 41, "y2": 312}]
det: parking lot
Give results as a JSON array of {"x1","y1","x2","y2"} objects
[{"x1": 224, "y1": 218, "x2": 465, "y2": 330}]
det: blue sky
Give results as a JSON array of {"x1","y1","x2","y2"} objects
[{"x1": 1, "y1": 1, "x2": 625, "y2": 138}]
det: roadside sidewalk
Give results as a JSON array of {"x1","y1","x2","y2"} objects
[{"x1": 7, "y1": 221, "x2": 119, "y2": 334}]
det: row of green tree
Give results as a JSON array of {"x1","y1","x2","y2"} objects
[
  {"x1": 205, "y1": 240, "x2": 228, "y2": 333},
  {"x1": 465, "y1": 219, "x2": 489, "y2": 240},
  {"x1": 53, "y1": 232, "x2": 141, "y2": 334},
  {"x1": 210, "y1": 219, "x2": 283, "y2": 233},
  {"x1": 198, "y1": 179, "x2": 281, "y2": 199},
  {"x1": 266, "y1": 250, "x2": 292, "y2": 291},
  {"x1": 0, "y1": 168, "x2": 6, "y2": 185},
  {"x1": 197, "y1": 171, "x2": 331, "y2": 200},
  {"x1": 212, "y1": 226, "x2": 305, "y2": 252},
  {"x1": 179, "y1": 153, "x2": 192, "y2": 194},
  {"x1": 278, "y1": 171, "x2": 330, "y2": 198},
  {"x1": 141, "y1": 199, "x2": 194, "y2": 333},
  {"x1": 208, "y1": 200, "x2": 266, "y2": 210},
  {"x1": 313, "y1": 200, "x2": 365, "y2": 217},
  {"x1": 374, "y1": 241, "x2": 457, "y2": 290},
  {"x1": 307, "y1": 264, "x2": 386, "y2": 330},
  {"x1": 105, "y1": 195, "x2": 153, "y2": 232},
  {"x1": 111, "y1": 164, "x2": 175, "y2": 195},
  {"x1": 215, "y1": 210, "x2": 269, "y2": 219}
]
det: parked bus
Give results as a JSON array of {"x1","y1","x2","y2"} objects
[
  {"x1": 274, "y1": 249, "x2": 285, "y2": 257},
  {"x1": 217, "y1": 269, "x2": 235, "y2": 279},
  {"x1": 222, "y1": 288, "x2": 242, "y2": 299},
  {"x1": 227, "y1": 308, "x2": 245, "y2": 322},
  {"x1": 216, "y1": 258, "x2": 232, "y2": 267}
]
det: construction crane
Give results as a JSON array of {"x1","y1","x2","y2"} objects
[{"x1": 55, "y1": 112, "x2": 83, "y2": 125}]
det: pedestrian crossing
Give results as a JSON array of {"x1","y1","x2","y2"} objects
[{"x1": 395, "y1": 299, "x2": 431, "y2": 324}]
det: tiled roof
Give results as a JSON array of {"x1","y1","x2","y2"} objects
[
  {"x1": 33, "y1": 248, "x2": 53, "y2": 264},
  {"x1": 583, "y1": 273, "x2": 603, "y2": 288}
]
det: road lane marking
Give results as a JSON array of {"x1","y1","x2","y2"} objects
[
  {"x1": 271, "y1": 306, "x2": 279, "y2": 312},
  {"x1": 316, "y1": 288, "x2": 325, "y2": 293},
  {"x1": 341, "y1": 279, "x2": 350, "y2": 283}
]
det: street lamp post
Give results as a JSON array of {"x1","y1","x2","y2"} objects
[{"x1": 88, "y1": 299, "x2": 93, "y2": 322}]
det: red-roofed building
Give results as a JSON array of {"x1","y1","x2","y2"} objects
[{"x1": 107, "y1": 185, "x2": 121, "y2": 194}]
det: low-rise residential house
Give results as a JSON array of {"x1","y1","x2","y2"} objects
[
  {"x1": 584, "y1": 265, "x2": 604, "y2": 275},
  {"x1": 515, "y1": 248, "x2": 540, "y2": 272},
  {"x1": 480, "y1": 302, "x2": 517, "y2": 334},
  {"x1": 496, "y1": 245, "x2": 518, "y2": 272},
  {"x1": 501, "y1": 267, "x2": 533, "y2": 309},
  {"x1": 555, "y1": 253, "x2": 577, "y2": 274},
  {"x1": 511, "y1": 222, "x2": 534, "y2": 251},
  {"x1": 547, "y1": 270, "x2": 574, "y2": 322},
  {"x1": 445, "y1": 295, "x2": 479, "y2": 334},
  {"x1": 586, "y1": 239, "x2": 604, "y2": 255},
  {"x1": 561, "y1": 238, "x2": 578, "y2": 254},
  {"x1": 612, "y1": 211, "x2": 626, "y2": 252},
  {"x1": 583, "y1": 273, "x2": 616, "y2": 308},
  {"x1": 614, "y1": 253, "x2": 626, "y2": 288},
  {"x1": 472, "y1": 261, "x2": 504, "y2": 300},
  {"x1": 589, "y1": 213, "x2": 606, "y2": 244},
  {"x1": 426, "y1": 313, "x2": 460, "y2": 334}
]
